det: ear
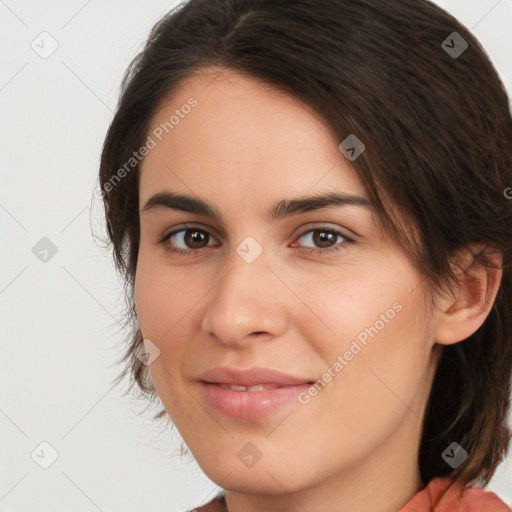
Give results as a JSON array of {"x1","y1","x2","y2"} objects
[{"x1": 432, "y1": 244, "x2": 503, "y2": 345}]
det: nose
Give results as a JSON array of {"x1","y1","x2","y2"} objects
[{"x1": 200, "y1": 244, "x2": 289, "y2": 347}]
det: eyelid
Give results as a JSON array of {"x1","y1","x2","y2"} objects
[
  {"x1": 158, "y1": 221, "x2": 354, "y2": 242},
  {"x1": 157, "y1": 223, "x2": 221, "y2": 244},
  {"x1": 292, "y1": 222, "x2": 355, "y2": 241}
]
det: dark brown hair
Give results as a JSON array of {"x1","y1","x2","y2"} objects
[{"x1": 96, "y1": 0, "x2": 512, "y2": 488}]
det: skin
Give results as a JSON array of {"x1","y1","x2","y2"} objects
[{"x1": 134, "y1": 67, "x2": 502, "y2": 512}]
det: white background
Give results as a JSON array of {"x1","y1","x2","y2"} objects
[{"x1": 1, "y1": 1, "x2": 511, "y2": 510}]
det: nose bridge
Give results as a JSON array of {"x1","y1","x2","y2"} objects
[{"x1": 201, "y1": 239, "x2": 287, "y2": 345}]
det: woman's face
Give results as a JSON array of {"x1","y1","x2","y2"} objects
[{"x1": 135, "y1": 68, "x2": 440, "y2": 498}]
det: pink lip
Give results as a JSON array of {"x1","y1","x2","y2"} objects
[
  {"x1": 198, "y1": 366, "x2": 313, "y2": 387},
  {"x1": 198, "y1": 367, "x2": 314, "y2": 419},
  {"x1": 199, "y1": 382, "x2": 312, "y2": 419}
]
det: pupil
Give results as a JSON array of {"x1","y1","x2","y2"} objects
[
  {"x1": 316, "y1": 231, "x2": 334, "y2": 247},
  {"x1": 188, "y1": 230, "x2": 205, "y2": 248}
]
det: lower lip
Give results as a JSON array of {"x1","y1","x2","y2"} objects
[{"x1": 199, "y1": 382, "x2": 312, "y2": 419}]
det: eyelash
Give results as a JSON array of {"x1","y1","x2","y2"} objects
[{"x1": 156, "y1": 225, "x2": 354, "y2": 257}]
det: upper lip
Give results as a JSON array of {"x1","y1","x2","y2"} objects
[{"x1": 199, "y1": 367, "x2": 314, "y2": 387}]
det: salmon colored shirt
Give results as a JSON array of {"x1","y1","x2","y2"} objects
[{"x1": 189, "y1": 477, "x2": 511, "y2": 511}]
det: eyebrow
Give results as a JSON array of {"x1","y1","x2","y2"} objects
[{"x1": 141, "y1": 191, "x2": 372, "y2": 222}]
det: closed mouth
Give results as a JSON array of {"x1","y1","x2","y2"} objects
[{"x1": 202, "y1": 381, "x2": 315, "y2": 392}]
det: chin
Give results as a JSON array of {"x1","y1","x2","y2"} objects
[{"x1": 194, "y1": 451, "x2": 313, "y2": 495}]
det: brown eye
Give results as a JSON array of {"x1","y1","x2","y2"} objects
[
  {"x1": 311, "y1": 230, "x2": 338, "y2": 248},
  {"x1": 183, "y1": 229, "x2": 209, "y2": 249},
  {"x1": 159, "y1": 227, "x2": 218, "y2": 255},
  {"x1": 158, "y1": 225, "x2": 354, "y2": 258},
  {"x1": 295, "y1": 228, "x2": 352, "y2": 255}
]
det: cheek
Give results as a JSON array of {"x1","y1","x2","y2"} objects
[
  {"x1": 135, "y1": 257, "x2": 191, "y2": 338},
  {"x1": 134, "y1": 265, "x2": 191, "y2": 410},
  {"x1": 324, "y1": 295, "x2": 431, "y2": 428},
  {"x1": 301, "y1": 267, "x2": 431, "y2": 400},
  {"x1": 134, "y1": 265, "x2": 160, "y2": 338},
  {"x1": 134, "y1": 261, "x2": 208, "y2": 378},
  {"x1": 294, "y1": 271, "x2": 407, "y2": 355}
]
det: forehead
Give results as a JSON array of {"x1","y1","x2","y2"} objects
[{"x1": 138, "y1": 67, "x2": 366, "y2": 211}]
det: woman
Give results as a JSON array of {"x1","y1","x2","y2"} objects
[{"x1": 97, "y1": 0, "x2": 512, "y2": 510}]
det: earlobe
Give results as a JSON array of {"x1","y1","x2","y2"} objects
[{"x1": 433, "y1": 244, "x2": 503, "y2": 346}]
